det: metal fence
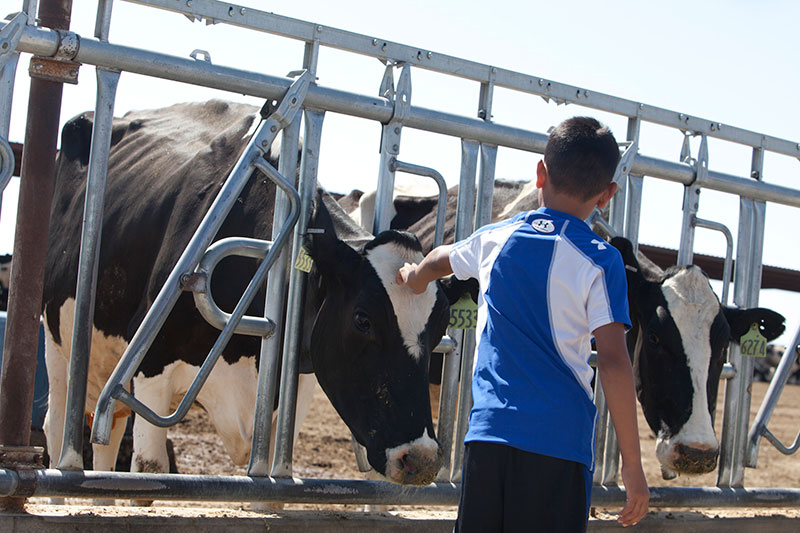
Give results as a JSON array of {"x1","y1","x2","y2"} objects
[{"x1": 0, "y1": 0, "x2": 798, "y2": 508}]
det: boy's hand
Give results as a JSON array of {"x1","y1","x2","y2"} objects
[
  {"x1": 397, "y1": 262, "x2": 427, "y2": 294},
  {"x1": 618, "y1": 461, "x2": 649, "y2": 527}
]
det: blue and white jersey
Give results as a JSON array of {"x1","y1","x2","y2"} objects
[{"x1": 449, "y1": 207, "x2": 630, "y2": 470}]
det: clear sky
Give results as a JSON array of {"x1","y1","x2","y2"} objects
[{"x1": 4, "y1": 0, "x2": 799, "y2": 345}]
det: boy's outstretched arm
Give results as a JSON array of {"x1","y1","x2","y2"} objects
[
  {"x1": 594, "y1": 322, "x2": 650, "y2": 527},
  {"x1": 397, "y1": 244, "x2": 454, "y2": 294}
]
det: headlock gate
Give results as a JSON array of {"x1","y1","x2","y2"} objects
[{"x1": 0, "y1": 0, "x2": 799, "y2": 510}]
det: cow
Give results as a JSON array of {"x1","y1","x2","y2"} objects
[
  {"x1": 0, "y1": 254, "x2": 11, "y2": 311},
  {"x1": 753, "y1": 344, "x2": 800, "y2": 384},
  {"x1": 42, "y1": 100, "x2": 469, "y2": 493},
  {"x1": 351, "y1": 182, "x2": 786, "y2": 479}
]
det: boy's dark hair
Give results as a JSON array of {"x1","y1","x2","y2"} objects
[{"x1": 543, "y1": 116, "x2": 620, "y2": 201}]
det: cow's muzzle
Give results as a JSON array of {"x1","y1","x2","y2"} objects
[
  {"x1": 383, "y1": 432, "x2": 443, "y2": 485},
  {"x1": 672, "y1": 443, "x2": 719, "y2": 475}
]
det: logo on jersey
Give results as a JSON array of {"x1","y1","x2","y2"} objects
[
  {"x1": 590, "y1": 239, "x2": 607, "y2": 250},
  {"x1": 531, "y1": 218, "x2": 555, "y2": 233}
]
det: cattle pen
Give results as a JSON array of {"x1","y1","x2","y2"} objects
[{"x1": 1, "y1": 0, "x2": 800, "y2": 530}]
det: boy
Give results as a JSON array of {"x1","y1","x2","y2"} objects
[{"x1": 397, "y1": 117, "x2": 649, "y2": 531}]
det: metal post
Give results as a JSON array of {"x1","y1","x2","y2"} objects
[
  {"x1": 0, "y1": 0, "x2": 72, "y2": 512},
  {"x1": 372, "y1": 63, "x2": 410, "y2": 236},
  {"x1": 677, "y1": 134, "x2": 707, "y2": 266},
  {"x1": 58, "y1": 67, "x2": 120, "y2": 470},
  {"x1": 271, "y1": 108, "x2": 325, "y2": 477},
  {"x1": 94, "y1": 0, "x2": 114, "y2": 41},
  {"x1": 450, "y1": 139, "x2": 479, "y2": 481},
  {"x1": 246, "y1": 115, "x2": 301, "y2": 476}
]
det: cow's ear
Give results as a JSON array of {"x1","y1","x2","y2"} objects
[
  {"x1": 609, "y1": 237, "x2": 644, "y2": 289},
  {"x1": 308, "y1": 232, "x2": 362, "y2": 286},
  {"x1": 723, "y1": 306, "x2": 786, "y2": 343},
  {"x1": 438, "y1": 276, "x2": 478, "y2": 306}
]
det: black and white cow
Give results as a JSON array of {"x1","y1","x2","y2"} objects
[
  {"x1": 610, "y1": 237, "x2": 785, "y2": 478},
  {"x1": 42, "y1": 100, "x2": 466, "y2": 487},
  {"x1": 351, "y1": 182, "x2": 786, "y2": 479}
]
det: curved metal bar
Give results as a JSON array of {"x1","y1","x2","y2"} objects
[
  {"x1": 192, "y1": 237, "x2": 275, "y2": 337},
  {"x1": 0, "y1": 137, "x2": 13, "y2": 194},
  {"x1": 390, "y1": 158, "x2": 447, "y2": 248},
  {"x1": 693, "y1": 216, "x2": 734, "y2": 305}
]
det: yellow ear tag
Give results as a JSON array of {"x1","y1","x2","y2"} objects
[
  {"x1": 449, "y1": 294, "x2": 478, "y2": 330},
  {"x1": 740, "y1": 322, "x2": 767, "y2": 358},
  {"x1": 293, "y1": 244, "x2": 314, "y2": 273}
]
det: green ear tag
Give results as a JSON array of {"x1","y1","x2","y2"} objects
[
  {"x1": 740, "y1": 322, "x2": 767, "y2": 358},
  {"x1": 293, "y1": 245, "x2": 314, "y2": 273},
  {"x1": 449, "y1": 294, "x2": 478, "y2": 330}
]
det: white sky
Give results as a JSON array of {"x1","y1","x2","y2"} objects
[{"x1": 4, "y1": 0, "x2": 799, "y2": 345}]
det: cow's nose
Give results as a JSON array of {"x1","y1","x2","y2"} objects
[
  {"x1": 673, "y1": 443, "x2": 719, "y2": 474},
  {"x1": 394, "y1": 447, "x2": 442, "y2": 485}
]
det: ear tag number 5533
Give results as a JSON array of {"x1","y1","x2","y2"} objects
[{"x1": 449, "y1": 294, "x2": 477, "y2": 330}]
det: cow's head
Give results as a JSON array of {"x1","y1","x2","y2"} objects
[
  {"x1": 303, "y1": 190, "x2": 465, "y2": 485},
  {"x1": 610, "y1": 237, "x2": 785, "y2": 479}
]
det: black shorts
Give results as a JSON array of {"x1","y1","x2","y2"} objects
[{"x1": 455, "y1": 441, "x2": 591, "y2": 533}]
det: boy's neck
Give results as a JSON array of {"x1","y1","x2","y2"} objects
[{"x1": 538, "y1": 187, "x2": 597, "y2": 221}]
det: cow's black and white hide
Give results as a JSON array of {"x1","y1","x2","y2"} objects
[
  {"x1": 42, "y1": 100, "x2": 467, "y2": 490},
  {"x1": 350, "y1": 181, "x2": 787, "y2": 479},
  {"x1": 753, "y1": 344, "x2": 800, "y2": 385},
  {"x1": 0, "y1": 254, "x2": 11, "y2": 311},
  {"x1": 610, "y1": 237, "x2": 785, "y2": 479}
]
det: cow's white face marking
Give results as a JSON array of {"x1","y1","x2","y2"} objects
[
  {"x1": 655, "y1": 267, "x2": 720, "y2": 467},
  {"x1": 366, "y1": 242, "x2": 438, "y2": 360}
]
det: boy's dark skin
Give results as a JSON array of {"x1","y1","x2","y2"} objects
[{"x1": 398, "y1": 153, "x2": 650, "y2": 527}]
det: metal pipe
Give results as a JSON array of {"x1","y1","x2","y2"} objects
[
  {"x1": 747, "y1": 327, "x2": 800, "y2": 466},
  {"x1": 271, "y1": 108, "x2": 325, "y2": 477},
  {"x1": 58, "y1": 66, "x2": 120, "y2": 470},
  {"x1": 0, "y1": 0, "x2": 71, "y2": 450},
  {"x1": 90, "y1": 76, "x2": 310, "y2": 444},
  {"x1": 390, "y1": 158, "x2": 447, "y2": 247},
  {"x1": 450, "y1": 140, "x2": 479, "y2": 482},
  {"x1": 248, "y1": 114, "x2": 302, "y2": 477},
  {"x1": 693, "y1": 216, "x2": 734, "y2": 306},
  {"x1": 2, "y1": 466, "x2": 800, "y2": 507},
  {"x1": 191, "y1": 237, "x2": 277, "y2": 337}
]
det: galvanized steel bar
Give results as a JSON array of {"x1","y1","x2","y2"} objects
[
  {"x1": 248, "y1": 114, "x2": 302, "y2": 477},
  {"x1": 271, "y1": 108, "x2": 325, "y2": 477},
  {"x1": 8, "y1": 23, "x2": 800, "y2": 208},
  {"x1": 94, "y1": 0, "x2": 114, "y2": 41},
  {"x1": 747, "y1": 326, "x2": 800, "y2": 465},
  {"x1": 450, "y1": 140, "x2": 479, "y2": 482},
  {"x1": 123, "y1": 0, "x2": 800, "y2": 158},
  {"x1": 90, "y1": 73, "x2": 311, "y2": 444},
  {"x1": 693, "y1": 217, "x2": 734, "y2": 305},
  {"x1": 58, "y1": 66, "x2": 120, "y2": 470},
  {"x1": 112, "y1": 159, "x2": 298, "y2": 431},
  {"x1": 191, "y1": 238, "x2": 277, "y2": 338},
  {"x1": 475, "y1": 144, "x2": 497, "y2": 228},
  {"x1": 390, "y1": 158, "x2": 447, "y2": 247}
]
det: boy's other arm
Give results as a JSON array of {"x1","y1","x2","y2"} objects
[
  {"x1": 594, "y1": 322, "x2": 650, "y2": 527},
  {"x1": 397, "y1": 244, "x2": 454, "y2": 294}
]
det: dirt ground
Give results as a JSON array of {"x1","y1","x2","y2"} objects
[{"x1": 161, "y1": 379, "x2": 800, "y2": 517}]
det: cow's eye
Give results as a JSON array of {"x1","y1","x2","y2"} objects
[
  {"x1": 354, "y1": 311, "x2": 371, "y2": 333},
  {"x1": 649, "y1": 332, "x2": 660, "y2": 345}
]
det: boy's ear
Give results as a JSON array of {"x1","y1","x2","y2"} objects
[
  {"x1": 536, "y1": 159, "x2": 547, "y2": 188},
  {"x1": 438, "y1": 275, "x2": 478, "y2": 306},
  {"x1": 595, "y1": 182, "x2": 618, "y2": 210}
]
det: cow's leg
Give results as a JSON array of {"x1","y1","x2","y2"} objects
[
  {"x1": 91, "y1": 414, "x2": 128, "y2": 506},
  {"x1": 42, "y1": 331, "x2": 68, "y2": 505},
  {"x1": 130, "y1": 371, "x2": 172, "y2": 506}
]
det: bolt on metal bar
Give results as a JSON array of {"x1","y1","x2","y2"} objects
[
  {"x1": 90, "y1": 72, "x2": 311, "y2": 445},
  {"x1": 57, "y1": 66, "x2": 120, "y2": 470},
  {"x1": 248, "y1": 113, "x2": 302, "y2": 477},
  {"x1": 271, "y1": 107, "x2": 325, "y2": 478},
  {"x1": 747, "y1": 327, "x2": 800, "y2": 466}
]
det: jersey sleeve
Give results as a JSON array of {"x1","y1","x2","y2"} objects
[
  {"x1": 587, "y1": 249, "x2": 631, "y2": 333},
  {"x1": 448, "y1": 230, "x2": 483, "y2": 281}
]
